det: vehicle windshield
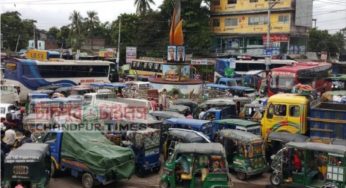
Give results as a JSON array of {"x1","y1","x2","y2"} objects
[
  {"x1": 250, "y1": 143, "x2": 264, "y2": 157},
  {"x1": 243, "y1": 76, "x2": 254, "y2": 87},
  {"x1": 96, "y1": 93, "x2": 116, "y2": 100},
  {"x1": 270, "y1": 72, "x2": 295, "y2": 89}
]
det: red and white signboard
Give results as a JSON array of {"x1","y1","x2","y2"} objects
[{"x1": 262, "y1": 34, "x2": 289, "y2": 42}]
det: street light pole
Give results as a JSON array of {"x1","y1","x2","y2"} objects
[
  {"x1": 265, "y1": 0, "x2": 279, "y2": 72},
  {"x1": 116, "y1": 18, "x2": 121, "y2": 72}
]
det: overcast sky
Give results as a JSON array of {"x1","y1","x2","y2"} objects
[{"x1": 1, "y1": 0, "x2": 345, "y2": 33}]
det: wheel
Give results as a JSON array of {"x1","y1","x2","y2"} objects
[
  {"x1": 159, "y1": 180, "x2": 169, "y2": 188},
  {"x1": 153, "y1": 165, "x2": 161, "y2": 173},
  {"x1": 270, "y1": 172, "x2": 282, "y2": 186},
  {"x1": 236, "y1": 172, "x2": 247, "y2": 180},
  {"x1": 50, "y1": 161, "x2": 58, "y2": 178},
  {"x1": 82, "y1": 172, "x2": 94, "y2": 188},
  {"x1": 136, "y1": 167, "x2": 145, "y2": 177}
]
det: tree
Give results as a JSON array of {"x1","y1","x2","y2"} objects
[
  {"x1": 134, "y1": 0, "x2": 155, "y2": 16},
  {"x1": 1, "y1": 11, "x2": 36, "y2": 51},
  {"x1": 85, "y1": 11, "x2": 100, "y2": 50},
  {"x1": 69, "y1": 10, "x2": 84, "y2": 49},
  {"x1": 47, "y1": 27, "x2": 59, "y2": 40},
  {"x1": 308, "y1": 28, "x2": 345, "y2": 57}
]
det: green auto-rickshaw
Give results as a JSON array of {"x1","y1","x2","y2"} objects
[
  {"x1": 160, "y1": 143, "x2": 231, "y2": 188},
  {"x1": 219, "y1": 129, "x2": 268, "y2": 180},
  {"x1": 270, "y1": 142, "x2": 346, "y2": 188},
  {"x1": 2, "y1": 143, "x2": 51, "y2": 188}
]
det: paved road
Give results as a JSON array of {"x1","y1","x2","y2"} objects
[{"x1": 48, "y1": 172, "x2": 275, "y2": 188}]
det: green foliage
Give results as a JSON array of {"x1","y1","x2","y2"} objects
[
  {"x1": 1, "y1": 11, "x2": 35, "y2": 51},
  {"x1": 134, "y1": 0, "x2": 155, "y2": 16},
  {"x1": 308, "y1": 28, "x2": 345, "y2": 57}
]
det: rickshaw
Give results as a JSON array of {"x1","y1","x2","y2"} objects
[
  {"x1": 212, "y1": 118, "x2": 261, "y2": 135},
  {"x1": 160, "y1": 143, "x2": 231, "y2": 188},
  {"x1": 266, "y1": 132, "x2": 309, "y2": 164},
  {"x1": 163, "y1": 128, "x2": 211, "y2": 160},
  {"x1": 270, "y1": 142, "x2": 346, "y2": 188},
  {"x1": 125, "y1": 128, "x2": 161, "y2": 176},
  {"x1": 219, "y1": 129, "x2": 268, "y2": 180},
  {"x1": 2, "y1": 143, "x2": 51, "y2": 188},
  {"x1": 149, "y1": 111, "x2": 185, "y2": 120},
  {"x1": 172, "y1": 99, "x2": 198, "y2": 115},
  {"x1": 168, "y1": 104, "x2": 190, "y2": 115}
]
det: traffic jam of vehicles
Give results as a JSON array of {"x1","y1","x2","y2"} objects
[
  {"x1": 1, "y1": 1, "x2": 346, "y2": 188},
  {"x1": 1, "y1": 49, "x2": 345, "y2": 188}
]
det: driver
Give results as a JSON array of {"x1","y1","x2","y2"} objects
[{"x1": 175, "y1": 154, "x2": 193, "y2": 180}]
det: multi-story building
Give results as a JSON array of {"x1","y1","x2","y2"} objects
[{"x1": 211, "y1": 0, "x2": 313, "y2": 57}]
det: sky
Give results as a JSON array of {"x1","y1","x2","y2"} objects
[{"x1": 1, "y1": 0, "x2": 345, "y2": 33}]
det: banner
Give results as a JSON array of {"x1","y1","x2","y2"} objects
[{"x1": 126, "y1": 47, "x2": 137, "y2": 64}]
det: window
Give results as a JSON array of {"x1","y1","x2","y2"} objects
[
  {"x1": 213, "y1": 18, "x2": 220, "y2": 27},
  {"x1": 289, "y1": 105, "x2": 300, "y2": 117},
  {"x1": 278, "y1": 15, "x2": 289, "y2": 23},
  {"x1": 37, "y1": 65, "x2": 109, "y2": 78},
  {"x1": 248, "y1": 16, "x2": 267, "y2": 25},
  {"x1": 274, "y1": 104, "x2": 287, "y2": 116},
  {"x1": 250, "y1": 0, "x2": 258, "y2": 2},
  {"x1": 228, "y1": 0, "x2": 237, "y2": 4},
  {"x1": 213, "y1": 0, "x2": 220, "y2": 6},
  {"x1": 225, "y1": 18, "x2": 238, "y2": 27},
  {"x1": 266, "y1": 104, "x2": 274, "y2": 119}
]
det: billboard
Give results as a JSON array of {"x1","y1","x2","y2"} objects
[
  {"x1": 295, "y1": 0, "x2": 313, "y2": 27},
  {"x1": 126, "y1": 47, "x2": 137, "y2": 64}
]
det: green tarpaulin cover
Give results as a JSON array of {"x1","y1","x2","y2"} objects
[{"x1": 61, "y1": 131, "x2": 135, "y2": 179}]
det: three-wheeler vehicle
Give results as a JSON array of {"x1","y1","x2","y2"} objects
[
  {"x1": 28, "y1": 98, "x2": 61, "y2": 117},
  {"x1": 213, "y1": 118, "x2": 261, "y2": 135},
  {"x1": 239, "y1": 103, "x2": 263, "y2": 122},
  {"x1": 219, "y1": 129, "x2": 268, "y2": 180},
  {"x1": 163, "y1": 128, "x2": 211, "y2": 160},
  {"x1": 270, "y1": 142, "x2": 346, "y2": 188},
  {"x1": 23, "y1": 113, "x2": 52, "y2": 142},
  {"x1": 2, "y1": 143, "x2": 51, "y2": 188},
  {"x1": 43, "y1": 129, "x2": 135, "y2": 188},
  {"x1": 125, "y1": 128, "x2": 161, "y2": 176},
  {"x1": 160, "y1": 143, "x2": 231, "y2": 188},
  {"x1": 149, "y1": 111, "x2": 185, "y2": 120},
  {"x1": 163, "y1": 118, "x2": 212, "y2": 140},
  {"x1": 168, "y1": 104, "x2": 190, "y2": 115},
  {"x1": 266, "y1": 132, "x2": 309, "y2": 163},
  {"x1": 172, "y1": 99, "x2": 198, "y2": 115}
]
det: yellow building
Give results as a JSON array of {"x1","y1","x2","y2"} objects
[{"x1": 211, "y1": 0, "x2": 313, "y2": 57}]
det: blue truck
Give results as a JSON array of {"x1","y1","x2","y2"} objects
[
  {"x1": 43, "y1": 130, "x2": 135, "y2": 188},
  {"x1": 207, "y1": 77, "x2": 257, "y2": 97}
]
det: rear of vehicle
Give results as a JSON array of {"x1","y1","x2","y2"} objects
[{"x1": 3, "y1": 143, "x2": 50, "y2": 188}]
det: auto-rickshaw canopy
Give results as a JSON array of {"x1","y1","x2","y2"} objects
[
  {"x1": 174, "y1": 143, "x2": 226, "y2": 156},
  {"x1": 214, "y1": 119, "x2": 259, "y2": 128},
  {"x1": 168, "y1": 128, "x2": 211, "y2": 143},
  {"x1": 268, "y1": 132, "x2": 309, "y2": 143},
  {"x1": 286, "y1": 142, "x2": 346, "y2": 155},
  {"x1": 5, "y1": 143, "x2": 49, "y2": 163},
  {"x1": 220, "y1": 129, "x2": 262, "y2": 144}
]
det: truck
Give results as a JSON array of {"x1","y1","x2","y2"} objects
[
  {"x1": 206, "y1": 77, "x2": 257, "y2": 98},
  {"x1": 43, "y1": 129, "x2": 135, "y2": 188},
  {"x1": 261, "y1": 93, "x2": 346, "y2": 142}
]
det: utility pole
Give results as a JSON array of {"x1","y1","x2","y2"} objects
[
  {"x1": 116, "y1": 18, "x2": 121, "y2": 72},
  {"x1": 265, "y1": 0, "x2": 279, "y2": 73},
  {"x1": 33, "y1": 25, "x2": 36, "y2": 49},
  {"x1": 15, "y1": 35, "x2": 20, "y2": 52}
]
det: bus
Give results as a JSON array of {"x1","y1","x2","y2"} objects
[
  {"x1": 3, "y1": 58, "x2": 117, "y2": 101},
  {"x1": 129, "y1": 59, "x2": 164, "y2": 77},
  {"x1": 268, "y1": 62, "x2": 332, "y2": 96},
  {"x1": 235, "y1": 59, "x2": 296, "y2": 74}
]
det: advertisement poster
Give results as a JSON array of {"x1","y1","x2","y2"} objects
[
  {"x1": 126, "y1": 47, "x2": 137, "y2": 64},
  {"x1": 167, "y1": 46, "x2": 177, "y2": 62},
  {"x1": 162, "y1": 64, "x2": 190, "y2": 81}
]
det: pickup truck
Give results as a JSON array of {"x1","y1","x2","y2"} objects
[{"x1": 43, "y1": 129, "x2": 135, "y2": 188}]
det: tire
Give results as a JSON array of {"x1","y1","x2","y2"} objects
[
  {"x1": 236, "y1": 172, "x2": 247, "y2": 180},
  {"x1": 270, "y1": 173, "x2": 282, "y2": 187},
  {"x1": 153, "y1": 165, "x2": 161, "y2": 173},
  {"x1": 50, "y1": 161, "x2": 58, "y2": 178},
  {"x1": 136, "y1": 167, "x2": 145, "y2": 178},
  {"x1": 82, "y1": 172, "x2": 94, "y2": 188}
]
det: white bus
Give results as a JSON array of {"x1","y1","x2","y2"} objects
[
  {"x1": 3, "y1": 58, "x2": 117, "y2": 101},
  {"x1": 235, "y1": 59, "x2": 296, "y2": 74}
]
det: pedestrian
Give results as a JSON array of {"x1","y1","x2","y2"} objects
[
  {"x1": 159, "y1": 89, "x2": 169, "y2": 110},
  {"x1": 198, "y1": 108, "x2": 206, "y2": 119}
]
